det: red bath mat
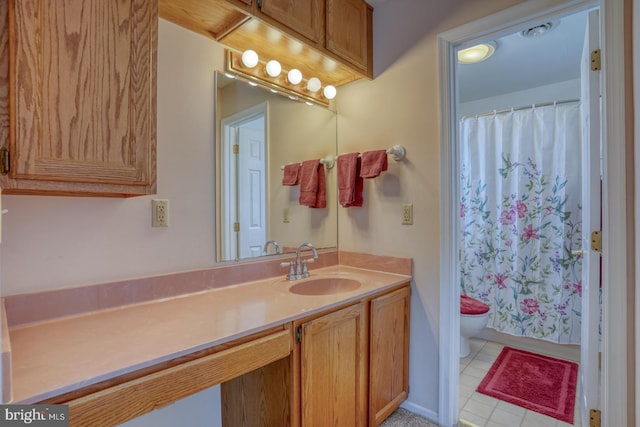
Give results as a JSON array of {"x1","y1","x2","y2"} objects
[{"x1": 477, "y1": 346, "x2": 578, "y2": 423}]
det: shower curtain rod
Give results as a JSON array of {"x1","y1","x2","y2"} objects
[{"x1": 463, "y1": 98, "x2": 580, "y2": 119}]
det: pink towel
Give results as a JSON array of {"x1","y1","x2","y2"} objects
[
  {"x1": 299, "y1": 159, "x2": 324, "y2": 207},
  {"x1": 282, "y1": 163, "x2": 300, "y2": 186},
  {"x1": 338, "y1": 153, "x2": 363, "y2": 207},
  {"x1": 360, "y1": 149, "x2": 388, "y2": 178}
]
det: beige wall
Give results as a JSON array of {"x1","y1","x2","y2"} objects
[{"x1": 336, "y1": 0, "x2": 522, "y2": 413}]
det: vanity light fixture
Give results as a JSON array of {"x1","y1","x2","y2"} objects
[
  {"x1": 265, "y1": 60, "x2": 282, "y2": 77},
  {"x1": 457, "y1": 42, "x2": 496, "y2": 64},
  {"x1": 225, "y1": 50, "x2": 331, "y2": 107},
  {"x1": 306, "y1": 77, "x2": 322, "y2": 93},
  {"x1": 241, "y1": 50, "x2": 259, "y2": 68},
  {"x1": 323, "y1": 85, "x2": 337, "y2": 100},
  {"x1": 287, "y1": 69, "x2": 303, "y2": 85}
]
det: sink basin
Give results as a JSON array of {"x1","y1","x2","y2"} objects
[{"x1": 288, "y1": 277, "x2": 362, "y2": 296}]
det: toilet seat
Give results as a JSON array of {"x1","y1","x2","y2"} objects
[{"x1": 460, "y1": 294, "x2": 490, "y2": 315}]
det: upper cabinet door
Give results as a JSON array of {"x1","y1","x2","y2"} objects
[
  {"x1": 6, "y1": 0, "x2": 157, "y2": 196},
  {"x1": 326, "y1": 0, "x2": 372, "y2": 74},
  {"x1": 259, "y1": 0, "x2": 325, "y2": 44}
]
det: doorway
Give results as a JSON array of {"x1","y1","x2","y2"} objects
[
  {"x1": 220, "y1": 103, "x2": 268, "y2": 261},
  {"x1": 438, "y1": 1, "x2": 629, "y2": 426}
]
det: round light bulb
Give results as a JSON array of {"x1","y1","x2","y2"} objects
[
  {"x1": 323, "y1": 85, "x2": 337, "y2": 100},
  {"x1": 306, "y1": 77, "x2": 321, "y2": 93},
  {"x1": 241, "y1": 50, "x2": 259, "y2": 68},
  {"x1": 265, "y1": 60, "x2": 281, "y2": 77},
  {"x1": 287, "y1": 69, "x2": 303, "y2": 85}
]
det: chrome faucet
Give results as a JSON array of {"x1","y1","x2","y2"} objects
[
  {"x1": 281, "y1": 242, "x2": 319, "y2": 281},
  {"x1": 263, "y1": 239, "x2": 281, "y2": 255}
]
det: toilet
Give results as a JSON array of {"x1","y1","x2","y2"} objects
[{"x1": 460, "y1": 294, "x2": 490, "y2": 358}]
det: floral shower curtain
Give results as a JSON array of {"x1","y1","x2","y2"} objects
[{"x1": 459, "y1": 102, "x2": 583, "y2": 344}]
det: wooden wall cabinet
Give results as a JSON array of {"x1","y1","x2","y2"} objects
[
  {"x1": 0, "y1": 0, "x2": 158, "y2": 197},
  {"x1": 326, "y1": 0, "x2": 373, "y2": 72},
  {"x1": 259, "y1": 0, "x2": 325, "y2": 45},
  {"x1": 159, "y1": 0, "x2": 373, "y2": 88},
  {"x1": 256, "y1": 0, "x2": 372, "y2": 76}
]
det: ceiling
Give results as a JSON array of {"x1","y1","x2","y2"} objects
[{"x1": 458, "y1": 10, "x2": 589, "y2": 102}]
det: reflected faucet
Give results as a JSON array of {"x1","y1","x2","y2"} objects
[{"x1": 263, "y1": 239, "x2": 281, "y2": 255}]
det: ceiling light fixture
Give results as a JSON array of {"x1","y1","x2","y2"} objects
[
  {"x1": 265, "y1": 60, "x2": 282, "y2": 77},
  {"x1": 457, "y1": 42, "x2": 496, "y2": 64},
  {"x1": 287, "y1": 69, "x2": 303, "y2": 85},
  {"x1": 241, "y1": 50, "x2": 259, "y2": 68}
]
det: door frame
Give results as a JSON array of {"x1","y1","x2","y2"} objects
[
  {"x1": 220, "y1": 102, "x2": 268, "y2": 260},
  {"x1": 437, "y1": 0, "x2": 629, "y2": 426}
]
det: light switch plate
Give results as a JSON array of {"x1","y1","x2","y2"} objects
[{"x1": 402, "y1": 204, "x2": 413, "y2": 225}]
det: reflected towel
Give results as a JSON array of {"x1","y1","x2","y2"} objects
[
  {"x1": 338, "y1": 153, "x2": 363, "y2": 207},
  {"x1": 299, "y1": 159, "x2": 322, "y2": 207},
  {"x1": 282, "y1": 163, "x2": 300, "y2": 186},
  {"x1": 311, "y1": 164, "x2": 326, "y2": 209},
  {"x1": 360, "y1": 149, "x2": 388, "y2": 178}
]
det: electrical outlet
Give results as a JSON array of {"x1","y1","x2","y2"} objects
[
  {"x1": 152, "y1": 199, "x2": 169, "y2": 227},
  {"x1": 283, "y1": 207, "x2": 290, "y2": 223},
  {"x1": 402, "y1": 204, "x2": 413, "y2": 225}
]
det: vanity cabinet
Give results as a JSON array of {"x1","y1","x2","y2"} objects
[
  {"x1": 0, "y1": 0, "x2": 157, "y2": 197},
  {"x1": 221, "y1": 283, "x2": 411, "y2": 426},
  {"x1": 369, "y1": 286, "x2": 411, "y2": 425},
  {"x1": 296, "y1": 302, "x2": 368, "y2": 427}
]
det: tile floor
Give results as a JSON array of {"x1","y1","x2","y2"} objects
[{"x1": 458, "y1": 338, "x2": 580, "y2": 427}]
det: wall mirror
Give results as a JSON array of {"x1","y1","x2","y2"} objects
[{"x1": 215, "y1": 71, "x2": 338, "y2": 262}]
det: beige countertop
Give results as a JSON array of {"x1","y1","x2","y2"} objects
[{"x1": 8, "y1": 265, "x2": 411, "y2": 404}]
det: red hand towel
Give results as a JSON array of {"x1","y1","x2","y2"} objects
[
  {"x1": 282, "y1": 163, "x2": 300, "y2": 186},
  {"x1": 310, "y1": 164, "x2": 326, "y2": 209},
  {"x1": 338, "y1": 153, "x2": 363, "y2": 207},
  {"x1": 299, "y1": 159, "x2": 321, "y2": 207},
  {"x1": 360, "y1": 149, "x2": 388, "y2": 178}
]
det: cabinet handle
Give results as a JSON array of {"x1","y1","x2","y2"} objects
[
  {"x1": 295, "y1": 326, "x2": 302, "y2": 344},
  {"x1": 257, "y1": 0, "x2": 262, "y2": 9},
  {"x1": 0, "y1": 147, "x2": 9, "y2": 175}
]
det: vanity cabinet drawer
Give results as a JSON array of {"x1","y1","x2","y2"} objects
[{"x1": 65, "y1": 327, "x2": 292, "y2": 426}]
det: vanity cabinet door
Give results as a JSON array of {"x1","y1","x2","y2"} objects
[
  {"x1": 258, "y1": 0, "x2": 325, "y2": 44},
  {"x1": 2, "y1": 0, "x2": 157, "y2": 196},
  {"x1": 326, "y1": 0, "x2": 372, "y2": 74},
  {"x1": 369, "y1": 285, "x2": 411, "y2": 425},
  {"x1": 298, "y1": 302, "x2": 368, "y2": 427}
]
